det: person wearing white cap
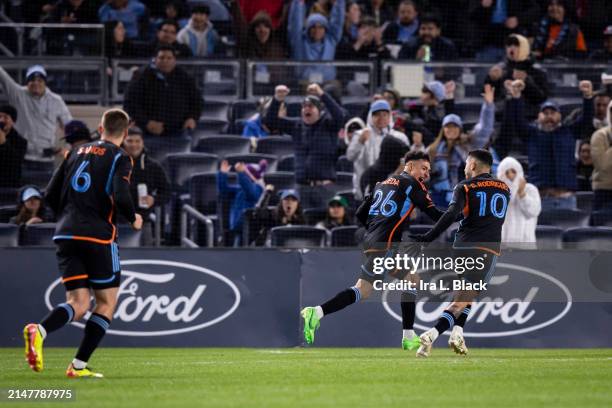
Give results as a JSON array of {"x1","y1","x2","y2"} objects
[
  {"x1": 0, "y1": 64, "x2": 72, "y2": 169},
  {"x1": 9, "y1": 185, "x2": 48, "y2": 225},
  {"x1": 346, "y1": 99, "x2": 409, "y2": 199}
]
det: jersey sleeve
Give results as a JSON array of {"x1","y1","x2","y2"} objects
[
  {"x1": 112, "y1": 155, "x2": 136, "y2": 224},
  {"x1": 410, "y1": 179, "x2": 444, "y2": 222},
  {"x1": 422, "y1": 183, "x2": 465, "y2": 242}
]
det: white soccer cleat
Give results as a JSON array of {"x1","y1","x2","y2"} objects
[
  {"x1": 448, "y1": 327, "x2": 468, "y2": 355},
  {"x1": 416, "y1": 330, "x2": 435, "y2": 358}
]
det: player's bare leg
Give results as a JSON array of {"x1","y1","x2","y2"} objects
[
  {"x1": 301, "y1": 279, "x2": 373, "y2": 345},
  {"x1": 66, "y1": 287, "x2": 118, "y2": 378},
  {"x1": 24, "y1": 288, "x2": 90, "y2": 372}
]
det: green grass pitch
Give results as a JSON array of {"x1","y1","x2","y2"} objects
[{"x1": 1, "y1": 348, "x2": 611, "y2": 407}]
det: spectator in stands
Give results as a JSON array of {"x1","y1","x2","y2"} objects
[
  {"x1": 124, "y1": 46, "x2": 202, "y2": 148},
  {"x1": 51, "y1": 0, "x2": 99, "y2": 23},
  {"x1": 242, "y1": 97, "x2": 287, "y2": 139},
  {"x1": 0, "y1": 65, "x2": 72, "y2": 179},
  {"x1": 152, "y1": 1, "x2": 188, "y2": 31},
  {"x1": 497, "y1": 156, "x2": 541, "y2": 247},
  {"x1": 532, "y1": 0, "x2": 587, "y2": 60},
  {"x1": 247, "y1": 188, "x2": 305, "y2": 246},
  {"x1": 469, "y1": 0, "x2": 540, "y2": 62},
  {"x1": 341, "y1": 116, "x2": 366, "y2": 149},
  {"x1": 150, "y1": 20, "x2": 192, "y2": 58},
  {"x1": 343, "y1": 1, "x2": 362, "y2": 44},
  {"x1": 264, "y1": 83, "x2": 346, "y2": 208},
  {"x1": 336, "y1": 16, "x2": 390, "y2": 60},
  {"x1": 347, "y1": 100, "x2": 410, "y2": 199},
  {"x1": 427, "y1": 84, "x2": 496, "y2": 206},
  {"x1": 316, "y1": 195, "x2": 354, "y2": 230},
  {"x1": 590, "y1": 100, "x2": 612, "y2": 210},
  {"x1": 406, "y1": 80, "x2": 456, "y2": 145},
  {"x1": 9, "y1": 186, "x2": 48, "y2": 225},
  {"x1": 98, "y1": 0, "x2": 147, "y2": 40},
  {"x1": 218, "y1": 159, "x2": 267, "y2": 246},
  {"x1": 505, "y1": 79, "x2": 594, "y2": 210},
  {"x1": 288, "y1": 0, "x2": 345, "y2": 83},
  {"x1": 363, "y1": 0, "x2": 394, "y2": 26},
  {"x1": 104, "y1": 20, "x2": 139, "y2": 75},
  {"x1": 566, "y1": 90, "x2": 611, "y2": 140},
  {"x1": 230, "y1": 7, "x2": 285, "y2": 59},
  {"x1": 360, "y1": 135, "x2": 410, "y2": 196},
  {"x1": 177, "y1": 5, "x2": 222, "y2": 58},
  {"x1": 234, "y1": 0, "x2": 287, "y2": 30},
  {"x1": 398, "y1": 13, "x2": 458, "y2": 61},
  {"x1": 576, "y1": 141, "x2": 593, "y2": 191},
  {"x1": 62, "y1": 120, "x2": 92, "y2": 150},
  {"x1": 123, "y1": 127, "x2": 170, "y2": 245},
  {"x1": 383, "y1": 0, "x2": 420, "y2": 45},
  {"x1": 589, "y1": 26, "x2": 612, "y2": 62},
  {"x1": 0, "y1": 105, "x2": 27, "y2": 188}
]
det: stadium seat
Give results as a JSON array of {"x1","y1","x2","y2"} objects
[
  {"x1": 535, "y1": 226, "x2": 564, "y2": 250},
  {"x1": 0, "y1": 205, "x2": 16, "y2": 223},
  {"x1": 591, "y1": 210, "x2": 612, "y2": 227},
  {"x1": 538, "y1": 208, "x2": 590, "y2": 229},
  {"x1": 146, "y1": 135, "x2": 191, "y2": 163},
  {"x1": 196, "y1": 118, "x2": 228, "y2": 134},
  {"x1": 189, "y1": 172, "x2": 226, "y2": 215},
  {"x1": 20, "y1": 223, "x2": 56, "y2": 246},
  {"x1": 278, "y1": 155, "x2": 295, "y2": 171},
  {"x1": 562, "y1": 227, "x2": 612, "y2": 250},
  {"x1": 229, "y1": 100, "x2": 257, "y2": 122},
  {"x1": 117, "y1": 224, "x2": 142, "y2": 247},
  {"x1": 201, "y1": 99, "x2": 230, "y2": 121},
  {"x1": 263, "y1": 172, "x2": 296, "y2": 192},
  {"x1": 255, "y1": 136, "x2": 294, "y2": 157},
  {"x1": 575, "y1": 191, "x2": 594, "y2": 213},
  {"x1": 336, "y1": 172, "x2": 354, "y2": 190},
  {"x1": 224, "y1": 153, "x2": 278, "y2": 172},
  {"x1": 336, "y1": 155, "x2": 354, "y2": 172},
  {"x1": 228, "y1": 118, "x2": 248, "y2": 135},
  {"x1": 303, "y1": 208, "x2": 328, "y2": 225},
  {"x1": 194, "y1": 135, "x2": 251, "y2": 157},
  {"x1": 0, "y1": 223, "x2": 19, "y2": 247},
  {"x1": 286, "y1": 101, "x2": 302, "y2": 117},
  {"x1": 330, "y1": 226, "x2": 359, "y2": 247},
  {"x1": 269, "y1": 226, "x2": 327, "y2": 248},
  {"x1": 165, "y1": 153, "x2": 219, "y2": 191}
]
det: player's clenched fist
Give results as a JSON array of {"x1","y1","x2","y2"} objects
[
  {"x1": 132, "y1": 213, "x2": 143, "y2": 230},
  {"x1": 274, "y1": 85, "x2": 290, "y2": 101}
]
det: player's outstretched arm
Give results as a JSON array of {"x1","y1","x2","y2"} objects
[
  {"x1": 417, "y1": 185, "x2": 465, "y2": 242},
  {"x1": 113, "y1": 155, "x2": 137, "y2": 227},
  {"x1": 355, "y1": 193, "x2": 373, "y2": 226}
]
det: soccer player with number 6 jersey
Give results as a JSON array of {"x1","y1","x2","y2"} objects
[{"x1": 22, "y1": 109, "x2": 143, "y2": 378}]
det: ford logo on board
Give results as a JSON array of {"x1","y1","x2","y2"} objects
[
  {"x1": 44, "y1": 260, "x2": 241, "y2": 336},
  {"x1": 382, "y1": 263, "x2": 572, "y2": 337}
]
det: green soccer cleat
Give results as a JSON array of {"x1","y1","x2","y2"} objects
[
  {"x1": 402, "y1": 336, "x2": 421, "y2": 351},
  {"x1": 300, "y1": 307, "x2": 320, "y2": 345}
]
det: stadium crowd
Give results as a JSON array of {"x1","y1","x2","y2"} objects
[{"x1": 0, "y1": 0, "x2": 611, "y2": 247}]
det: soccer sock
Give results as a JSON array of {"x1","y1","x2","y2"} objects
[
  {"x1": 433, "y1": 309, "x2": 456, "y2": 336},
  {"x1": 320, "y1": 287, "x2": 360, "y2": 316},
  {"x1": 400, "y1": 291, "x2": 417, "y2": 330},
  {"x1": 74, "y1": 313, "x2": 110, "y2": 366},
  {"x1": 39, "y1": 303, "x2": 75, "y2": 339},
  {"x1": 455, "y1": 305, "x2": 472, "y2": 328}
]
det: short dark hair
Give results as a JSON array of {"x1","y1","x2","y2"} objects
[
  {"x1": 399, "y1": 0, "x2": 417, "y2": 9},
  {"x1": 191, "y1": 5, "x2": 210, "y2": 15},
  {"x1": 468, "y1": 149, "x2": 493, "y2": 168},
  {"x1": 159, "y1": 19, "x2": 179, "y2": 33},
  {"x1": 419, "y1": 13, "x2": 441, "y2": 28},
  {"x1": 404, "y1": 151, "x2": 430, "y2": 163},
  {"x1": 102, "y1": 109, "x2": 130, "y2": 137},
  {"x1": 156, "y1": 44, "x2": 177, "y2": 56}
]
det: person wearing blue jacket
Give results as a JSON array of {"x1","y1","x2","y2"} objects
[
  {"x1": 217, "y1": 159, "x2": 268, "y2": 246},
  {"x1": 263, "y1": 83, "x2": 347, "y2": 208},
  {"x1": 504, "y1": 78, "x2": 594, "y2": 210},
  {"x1": 288, "y1": 0, "x2": 345, "y2": 83}
]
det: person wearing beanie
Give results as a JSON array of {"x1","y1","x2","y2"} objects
[
  {"x1": 288, "y1": 0, "x2": 346, "y2": 82},
  {"x1": 177, "y1": 6, "x2": 222, "y2": 57},
  {"x1": 63, "y1": 120, "x2": 93, "y2": 149},
  {"x1": 347, "y1": 98, "x2": 410, "y2": 199},
  {"x1": 0, "y1": 104, "x2": 27, "y2": 188},
  {"x1": 264, "y1": 83, "x2": 347, "y2": 208},
  {"x1": 0, "y1": 64, "x2": 72, "y2": 171},
  {"x1": 427, "y1": 84, "x2": 496, "y2": 207},
  {"x1": 217, "y1": 159, "x2": 268, "y2": 246}
]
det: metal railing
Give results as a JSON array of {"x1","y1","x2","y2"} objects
[
  {"x1": 110, "y1": 58, "x2": 242, "y2": 102},
  {"x1": 180, "y1": 203, "x2": 214, "y2": 248},
  {"x1": 0, "y1": 57, "x2": 107, "y2": 103},
  {"x1": 0, "y1": 23, "x2": 104, "y2": 57}
]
